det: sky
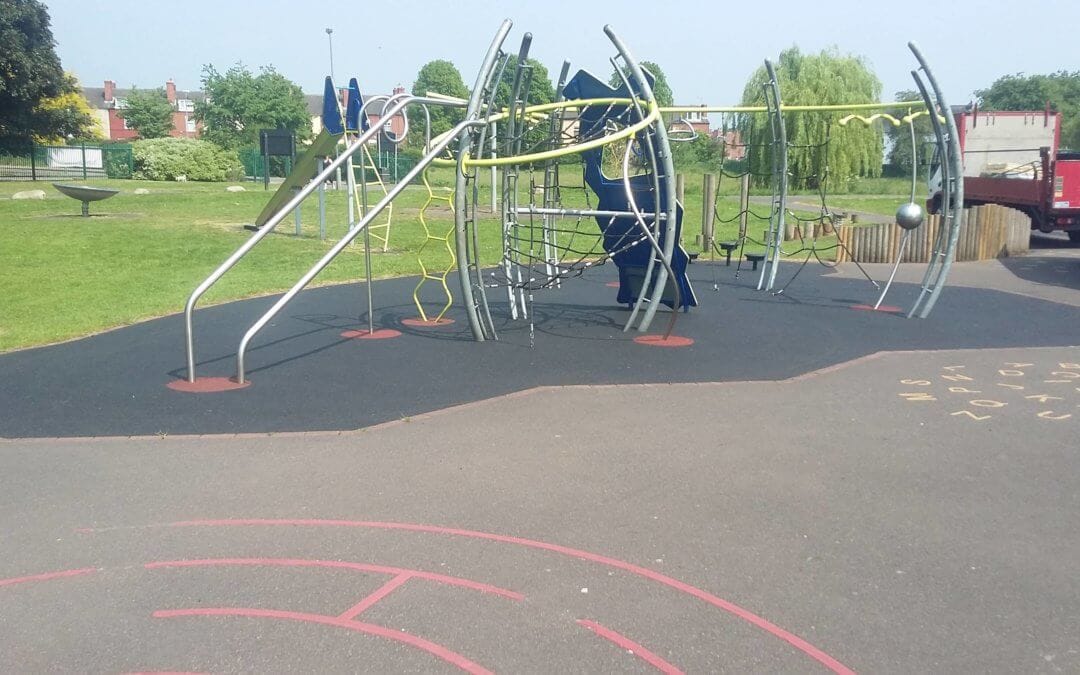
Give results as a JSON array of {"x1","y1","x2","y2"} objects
[{"x1": 44, "y1": 0, "x2": 1080, "y2": 108}]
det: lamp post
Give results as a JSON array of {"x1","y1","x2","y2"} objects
[
  {"x1": 325, "y1": 27, "x2": 335, "y2": 82},
  {"x1": 325, "y1": 27, "x2": 340, "y2": 190}
]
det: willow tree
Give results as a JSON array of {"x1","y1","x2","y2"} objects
[{"x1": 739, "y1": 47, "x2": 883, "y2": 191}]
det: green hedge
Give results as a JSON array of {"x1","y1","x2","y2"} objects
[{"x1": 132, "y1": 137, "x2": 243, "y2": 182}]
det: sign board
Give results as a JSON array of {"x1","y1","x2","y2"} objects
[{"x1": 259, "y1": 129, "x2": 296, "y2": 158}]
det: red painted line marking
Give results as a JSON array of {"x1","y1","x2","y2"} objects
[
  {"x1": 144, "y1": 559, "x2": 522, "y2": 601},
  {"x1": 0, "y1": 567, "x2": 95, "y2": 588},
  {"x1": 154, "y1": 607, "x2": 492, "y2": 675},
  {"x1": 167, "y1": 521, "x2": 853, "y2": 674},
  {"x1": 605, "y1": 281, "x2": 620, "y2": 288},
  {"x1": 338, "y1": 572, "x2": 412, "y2": 620},
  {"x1": 577, "y1": 619, "x2": 684, "y2": 674}
]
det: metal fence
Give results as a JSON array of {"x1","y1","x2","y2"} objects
[
  {"x1": 0, "y1": 143, "x2": 133, "y2": 181},
  {"x1": 238, "y1": 147, "x2": 295, "y2": 181},
  {"x1": 237, "y1": 145, "x2": 421, "y2": 185}
]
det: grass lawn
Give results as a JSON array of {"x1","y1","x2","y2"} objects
[{"x1": 0, "y1": 168, "x2": 893, "y2": 352}]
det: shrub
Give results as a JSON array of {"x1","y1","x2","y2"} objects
[
  {"x1": 103, "y1": 143, "x2": 133, "y2": 178},
  {"x1": 131, "y1": 137, "x2": 243, "y2": 182}
]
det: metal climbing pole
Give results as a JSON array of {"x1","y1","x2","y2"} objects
[
  {"x1": 501, "y1": 34, "x2": 534, "y2": 321},
  {"x1": 540, "y1": 61, "x2": 572, "y2": 287}
]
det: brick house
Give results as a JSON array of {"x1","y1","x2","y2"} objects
[
  {"x1": 84, "y1": 79, "x2": 407, "y2": 145},
  {"x1": 82, "y1": 80, "x2": 203, "y2": 140},
  {"x1": 709, "y1": 128, "x2": 746, "y2": 161}
]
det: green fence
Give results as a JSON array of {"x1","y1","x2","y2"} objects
[
  {"x1": 236, "y1": 145, "x2": 423, "y2": 185},
  {"x1": 238, "y1": 147, "x2": 295, "y2": 182},
  {"x1": 372, "y1": 151, "x2": 421, "y2": 183},
  {"x1": 0, "y1": 143, "x2": 133, "y2": 181}
]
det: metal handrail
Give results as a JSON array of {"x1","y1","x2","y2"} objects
[
  {"x1": 182, "y1": 94, "x2": 465, "y2": 382},
  {"x1": 234, "y1": 118, "x2": 487, "y2": 383}
]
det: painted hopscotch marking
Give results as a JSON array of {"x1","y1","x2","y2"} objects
[{"x1": 897, "y1": 360, "x2": 1079, "y2": 422}]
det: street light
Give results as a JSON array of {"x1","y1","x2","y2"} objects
[{"x1": 325, "y1": 27, "x2": 334, "y2": 82}]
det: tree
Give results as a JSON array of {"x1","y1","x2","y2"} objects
[
  {"x1": 884, "y1": 90, "x2": 936, "y2": 180},
  {"x1": 120, "y1": 87, "x2": 174, "y2": 139},
  {"x1": 670, "y1": 134, "x2": 724, "y2": 167},
  {"x1": 33, "y1": 72, "x2": 101, "y2": 143},
  {"x1": 195, "y1": 64, "x2": 312, "y2": 150},
  {"x1": 608, "y1": 61, "x2": 674, "y2": 107},
  {"x1": 976, "y1": 71, "x2": 1080, "y2": 150},
  {"x1": 739, "y1": 46, "x2": 883, "y2": 191},
  {"x1": 0, "y1": 0, "x2": 69, "y2": 148},
  {"x1": 411, "y1": 59, "x2": 469, "y2": 139}
]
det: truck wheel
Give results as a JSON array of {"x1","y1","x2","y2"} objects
[{"x1": 1068, "y1": 231, "x2": 1080, "y2": 243}]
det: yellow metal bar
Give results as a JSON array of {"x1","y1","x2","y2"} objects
[
  {"x1": 411, "y1": 167, "x2": 457, "y2": 322},
  {"x1": 661, "y1": 101, "x2": 930, "y2": 114},
  {"x1": 839, "y1": 110, "x2": 945, "y2": 126},
  {"x1": 358, "y1": 143, "x2": 393, "y2": 251},
  {"x1": 839, "y1": 113, "x2": 903, "y2": 127},
  {"x1": 430, "y1": 97, "x2": 932, "y2": 169},
  {"x1": 461, "y1": 102, "x2": 659, "y2": 168}
]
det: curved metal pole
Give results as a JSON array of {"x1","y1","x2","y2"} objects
[
  {"x1": 236, "y1": 119, "x2": 486, "y2": 383},
  {"x1": 763, "y1": 59, "x2": 788, "y2": 292},
  {"x1": 455, "y1": 19, "x2": 513, "y2": 342},
  {"x1": 467, "y1": 53, "x2": 513, "y2": 340},
  {"x1": 379, "y1": 92, "x2": 411, "y2": 145},
  {"x1": 607, "y1": 55, "x2": 661, "y2": 333},
  {"x1": 906, "y1": 69, "x2": 949, "y2": 318},
  {"x1": 669, "y1": 118, "x2": 698, "y2": 142},
  {"x1": 908, "y1": 108, "x2": 918, "y2": 204},
  {"x1": 908, "y1": 41, "x2": 963, "y2": 319},
  {"x1": 873, "y1": 230, "x2": 911, "y2": 309},
  {"x1": 604, "y1": 25, "x2": 678, "y2": 333},
  {"x1": 621, "y1": 136, "x2": 682, "y2": 339}
]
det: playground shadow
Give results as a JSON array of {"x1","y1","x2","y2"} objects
[
  {"x1": 1030, "y1": 231, "x2": 1080, "y2": 250},
  {"x1": 995, "y1": 230, "x2": 1080, "y2": 292},
  {"x1": 999, "y1": 255, "x2": 1080, "y2": 293},
  {"x1": 3, "y1": 261, "x2": 1079, "y2": 439}
]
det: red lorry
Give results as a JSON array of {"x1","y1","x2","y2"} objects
[{"x1": 928, "y1": 109, "x2": 1080, "y2": 242}]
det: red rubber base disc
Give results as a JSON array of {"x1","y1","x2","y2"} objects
[
  {"x1": 341, "y1": 328, "x2": 402, "y2": 340},
  {"x1": 605, "y1": 281, "x2": 620, "y2": 288},
  {"x1": 850, "y1": 304, "x2": 902, "y2": 313},
  {"x1": 166, "y1": 377, "x2": 251, "y2": 393},
  {"x1": 633, "y1": 334, "x2": 694, "y2": 348},
  {"x1": 402, "y1": 317, "x2": 455, "y2": 327}
]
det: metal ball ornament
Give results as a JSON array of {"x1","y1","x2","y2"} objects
[{"x1": 896, "y1": 202, "x2": 924, "y2": 231}]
